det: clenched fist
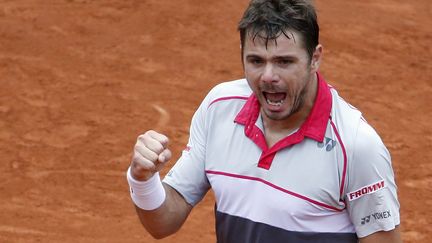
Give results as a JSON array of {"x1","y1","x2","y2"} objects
[{"x1": 130, "y1": 130, "x2": 172, "y2": 181}]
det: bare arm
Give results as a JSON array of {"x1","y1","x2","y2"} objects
[
  {"x1": 359, "y1": 226, "x2": 402, "y2": 243},
  {"x1": 134, "y1": 183, "x2": 193, "y2": 239},
  {"x1": 128, "y1": 130, "x2": 193, "y2": 239}
]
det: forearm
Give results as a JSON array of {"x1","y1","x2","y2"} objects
[{"x1": 135, "y1": 183, "x2": 193, "y2": 239}]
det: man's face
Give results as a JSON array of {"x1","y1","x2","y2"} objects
[{"x1": 242, "y1": 31, "x2": 320, "y2": 121}]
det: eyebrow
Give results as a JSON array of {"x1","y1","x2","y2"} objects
[
  {"x1": 245, "y1": 54, "x2": 297, "y2": 60},
  {"x1": 245, "y1": 54, "x2": 262, "y2": 59}
]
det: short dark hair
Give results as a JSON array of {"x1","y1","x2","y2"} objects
[{"x1": 238, "y1": 0, "x2": 319, "y2": 60}]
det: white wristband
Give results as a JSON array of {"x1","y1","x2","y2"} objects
[{"x1": 126, "y1": 167, "x2": 166, "y2": 210}]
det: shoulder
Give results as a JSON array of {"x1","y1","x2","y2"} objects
[
  {"x1": 330, "y1": 88, "x2": 363, "y2": 125},
  {"x1": 351, "y1": 118, "x2": 391, "y2": 175},
  {"x1": 192, "y1": 79, "x2": 251, "y2": 122},
  {"x1": 355, "y1": 119, "x2": 386, "y2": 152},
  {"x1": 330, "y1": 89, "x2": 392, "y2": 182},
  {"x1": 329, "y1": 88, "x2": 363, "y2": 149},
  {"x1": 329, "y1": 88, "x2": 388, "y2": 162}
]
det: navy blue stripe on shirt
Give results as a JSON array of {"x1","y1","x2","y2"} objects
[{"x1": 215, "y1": 210, "x2": 358, "y2": 243}]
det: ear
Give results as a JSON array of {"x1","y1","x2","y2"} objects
[{"x1": 310, "y1": 44, "x2": 323, "y2": 72}]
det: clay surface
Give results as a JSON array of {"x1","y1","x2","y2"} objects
[{"x1": 1, "y1": 0, "x2": 431, "y2": 242}]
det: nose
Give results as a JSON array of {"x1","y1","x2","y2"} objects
[{"x1": 261, "y1": 64, "x2": 278, "y2": 83}]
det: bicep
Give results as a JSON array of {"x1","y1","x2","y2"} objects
[{"x1": 359, "y1": 226, "x2": 402, "y2": 243}]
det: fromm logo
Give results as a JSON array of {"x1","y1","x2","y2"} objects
[{"x1": 347, "y1": 180, "x2": 385, "y2": 201}]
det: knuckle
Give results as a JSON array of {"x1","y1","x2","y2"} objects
[
  {"x1": 154, "y1": 143, "x2": 165, "y2": 154},
  {"x1": 136, "y1": 135, "x2": 147, "y2": 145},
  {"x1": 162, "y1": 149, "x2": 172, "y2": 160},
  {"x1": 136, "y1": 131, "x2": 168, "y2": 154},
  {"x1": 145, "y1": 130, "x2": 157, "y2": 137},
  {"x1": 138, "y1": 132, "x2": 148, "y2": 139},
  {"x1": 160, "y1": 135, "x2": 169, "y2": 144},
  {"x1": 139, "y1": 130, "x2": 155, "y2": 140}
]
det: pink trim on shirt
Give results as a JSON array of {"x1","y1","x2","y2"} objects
[
  {"x1": 330, "y1": 119, "x2": 348, "y2": 201},
  {"x1": 209, "y1": 96, "x2": 249, "y2": 107},
  {"x1": 206, "y1": 170, "x2": 344, "y2": 212}
]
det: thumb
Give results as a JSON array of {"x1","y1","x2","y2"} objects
[{"x1": 158, "y1": 149, "x2": 172, "y2": 163}]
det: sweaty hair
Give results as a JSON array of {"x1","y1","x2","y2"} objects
[{"x1": 238, "y1": 0, "x2": 319, "y2": 60}]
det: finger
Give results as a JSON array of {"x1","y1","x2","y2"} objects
[
  {"x1": 146, "y1": 130, "x2": 169, "y2": 148},
  {"x1": 130, "y1": 152, "x2": 157, "y2": 181},
  {"x1": 155, "y1": 150, "x2": 171, "y2": 172},
  {"x1": 131, "y1": 151, "x2": 156, "y2": 172},
  {"x1": 138, "y1": 131, "x2": 169, "y2": 154},
  {"x1": 152, "y1": 149, "x2": 172, "y2": 173},
  {"x1": 141, "y1": 137, "x2": 165, "y2": 155},
  {"x1": 135, "y1": 142, "x2": 159, "y2": 163},
  {"x1": 158, "y1": 148, "x2": 172, "y2": 164}
]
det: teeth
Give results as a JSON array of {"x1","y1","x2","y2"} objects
[{"x1": 266, "y1": 99, "x2": 284, "y2": 106}]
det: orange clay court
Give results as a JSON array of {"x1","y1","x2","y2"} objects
[{"x1": 0, "y1": 0, "x2": 431, "y2": 242}]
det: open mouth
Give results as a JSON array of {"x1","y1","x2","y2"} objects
[{"x1": 263, "y1": 92, "x2": 286, "y2": 107}]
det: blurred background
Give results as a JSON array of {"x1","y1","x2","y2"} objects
[{"x1": 0, "y1": 0, "x2": 430, "y2": 242}]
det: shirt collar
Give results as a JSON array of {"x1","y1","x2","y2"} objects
[{"x1": 234, "y1": 72, "x2": 332, "y2": 143}]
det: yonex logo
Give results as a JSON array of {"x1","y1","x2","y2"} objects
[
  {"x1": 360, "y1": 215, "x2": 371, "y2": 225},
  {"x1": 317, "y1": 137, "x2": 337, "y2": 151},
  {"x1": 372, "y1": 211, "x2": 391, "y2": 220},
  {"x1": 360, "y1": 211, "x2": 391, "y2": 225}
]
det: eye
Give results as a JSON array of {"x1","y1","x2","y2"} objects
[
  {"x1": 253, "y1": 59, "x2": 263, "y2": 64},
  {"x1": 247, "y1": 57, "x2": 263, "y2": 65},
  {"x1": 277, "y1": 59, "x2": 292, "y2": 65}
]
